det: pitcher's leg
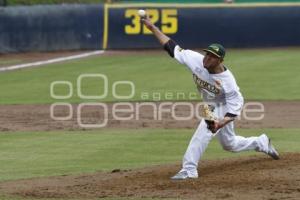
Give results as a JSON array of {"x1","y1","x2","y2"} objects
[
  {"x1": 181, "y1": 119, "x2": 214, "y2": 177},
  {"x1": 217, "y1": 122, "x2": 269, "y2": 152}
]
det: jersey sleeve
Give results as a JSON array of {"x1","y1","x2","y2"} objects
[
  {"x1": 225, "y1": 90, "x2": 244, "y2": 116},
  {"x1": 223, "y1": 75, "x2": 244, "y2": 116},
  {"x1": 174, "y1": 45, "x2": 205, "y2": 74}
]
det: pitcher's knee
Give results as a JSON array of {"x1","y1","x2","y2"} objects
[{"x1": 221, "y1": 141, "x2": 238, "y2": 152}]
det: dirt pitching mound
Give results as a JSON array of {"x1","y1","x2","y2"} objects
[{"x1": 1, "y1": 153, "x2": 299, "y2": 200}]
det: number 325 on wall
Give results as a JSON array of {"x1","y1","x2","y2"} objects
[{"x1": 125, "y1": 9, "x2": 178, "y2": 35}]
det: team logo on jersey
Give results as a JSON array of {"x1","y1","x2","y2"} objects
[{"x1": 193, "y1": 74, "x2": 221, "y2": 94}]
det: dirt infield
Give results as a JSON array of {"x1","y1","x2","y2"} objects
[
  {"x1": 0, "y1": 153, "x2": 299, "y2": 200},
  {"x1": 0, "y1": 101, "x2": 300, "y2": 131}
]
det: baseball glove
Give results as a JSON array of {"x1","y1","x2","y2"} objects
[{"x1": 203, "y1": 104, "x2": 218, "y2": 132}]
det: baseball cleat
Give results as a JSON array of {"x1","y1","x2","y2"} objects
[
  {"x1": 266, "y1": 138, "x2": 280, "y2": 160},
  {"x1": 170, "y1": 171, "x2": 198, "y2": 180}
]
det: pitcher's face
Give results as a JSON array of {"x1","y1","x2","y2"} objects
[{"x1": 203, "y1": 52, "x2": 222, "y2": 69}]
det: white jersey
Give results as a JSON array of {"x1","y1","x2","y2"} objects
[{"x1": 174, "y1": 45, "x2": 244, "y2": 117}]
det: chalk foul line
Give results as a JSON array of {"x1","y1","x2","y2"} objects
[{"x1": 0, "y1": 50, "x2": 105, "y2": 72}]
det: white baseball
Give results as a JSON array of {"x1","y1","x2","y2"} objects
[{"x1": 138, "y1": 9, "x2": 146, "y2": 18}]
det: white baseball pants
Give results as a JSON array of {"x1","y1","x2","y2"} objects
[{"x1": 180, "y1": 119, "x2": 269, "y2": 177}]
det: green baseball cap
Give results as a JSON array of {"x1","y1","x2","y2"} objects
[{"x1": 203, "y1": 43, "x2": 226, "y2": 59}]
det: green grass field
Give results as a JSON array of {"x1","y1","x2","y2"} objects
[
  {"x1": 0, "y1": 129, "x2": 299, "y2": 182},
  {"x1": 0, "y1": 48, "x2": 299, "y2": 104},
  {"x1": 0, "y1": 48, "x2": 299, "y2": 200}
]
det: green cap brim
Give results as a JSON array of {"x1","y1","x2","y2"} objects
[{"x1": 203, "y1": 49, "x2": 221, "y2": 58}]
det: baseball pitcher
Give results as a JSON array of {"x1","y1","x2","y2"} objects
[{"x1": 141, "y1": 14, "x2": 280, "y2": 180}]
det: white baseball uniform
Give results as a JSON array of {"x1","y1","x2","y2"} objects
[{"x1": 173, "y1": 45, "x2": 270, "y2": 178}]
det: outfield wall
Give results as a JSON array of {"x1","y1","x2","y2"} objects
[
  {"x1": 0, "y1": 4, "x2": 103, "y2": 53},
  {"x1": 0, "y1": 3, "x2": 300, "y2": 52},
  {"x1": 106, "y1": 3, "x2": 300, "y2": 49}
]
